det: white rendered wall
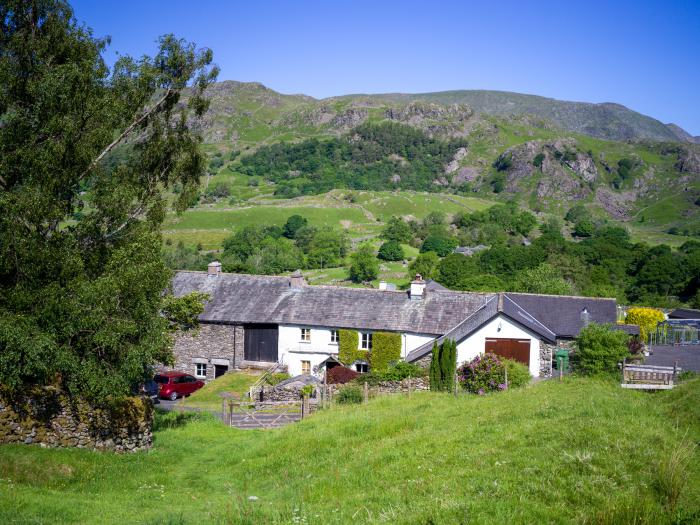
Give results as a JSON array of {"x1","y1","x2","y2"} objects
[
  {"x1": 277, "y1": 324, "x2": 437, "y2": 376},
  {"x1": 455, "y1": 314, "x2": 541, "y2": 376}
]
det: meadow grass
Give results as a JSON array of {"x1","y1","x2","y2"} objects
[{"x1": 0, "y1": 378, "x2": 698, "y2": 524}]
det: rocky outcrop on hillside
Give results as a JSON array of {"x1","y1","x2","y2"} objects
[
  {"x1": 675, "y1": 145, "x2": 700, "y2": 174},
  {"x1": 384, "y1": 101, "x2": 475, "y2": 137},
  {"x1": 493, "y1": 139, "x2": 599, "y2": 201}
]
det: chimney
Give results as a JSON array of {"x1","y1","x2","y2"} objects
[
  {"x1": 290, "y1": 269, "x2": 306, "y2": 288},
  {"x1": 378, "y1": 281, "x2": 388, "y2": 291},
  {"x1": 410, "y1": 274, "x2": 425, "y2": 300},
  {"x1": 207, "y1": 261, "x2": 222, "y2": 277},
  {"x1": 580, "y1": 307, "x2": 591, "y2": 326}
]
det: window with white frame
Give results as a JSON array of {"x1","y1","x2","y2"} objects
[
  {"x1": 300, "y1": 328, "x2": 311, "y2": 342},
  {"x1": 355, "y1": 362, "x2": 369, "y2": 373},
  {"x1": 301, "y1": 360, "x2": 311, "y2": 374},
  {"x1": 360, "y1": 332, "x2": 372, "y2": 350},
  {"x1": 330, "y1": 330, "x2": 339, "y2": 344},
  {"x1": 195, "y1": 363, "x2": 207, "y2": 378}
]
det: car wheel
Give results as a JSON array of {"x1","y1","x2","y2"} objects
[{"x1": 169, "y1": 391, "x2": 178, "y2": 401}]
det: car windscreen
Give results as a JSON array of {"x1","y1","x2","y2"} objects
[{"x1": 154, "y1": 375, "x2": 170, "y2": 384}]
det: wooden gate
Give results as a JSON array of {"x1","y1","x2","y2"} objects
[
  {"x1": 227, "y1": 401, "x2": 308, "y2": 430},
  {"x1": 485, "y1": 338, "x2": 531, "y2": 366}
]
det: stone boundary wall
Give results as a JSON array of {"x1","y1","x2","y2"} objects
[
  {"x1": 0, "y1": 387, "x2": 152, "y2": 453},
  {"x1": 328, "y1": 376, "x2": 429, "y2": 395}
]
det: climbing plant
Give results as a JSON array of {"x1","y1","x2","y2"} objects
[
  {"x1": 369, "y1": 332, "x2": 402, "y2": 372},
  {"x1": 339, "y1": 329, "x2": 364, "y2": 364}
]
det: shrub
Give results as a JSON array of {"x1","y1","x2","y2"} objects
[
  {"x1": 458, "y1": 353, "x2": 507, "y2": 394},
  {"x1": 369, "y1": 332, "x2": 401, "y2": 372},
  {"x1": 377, "y1": 241, "x2": 404, "y2": 261},
  {"x1": 420, "y1": 235, "x2": 457, "y2": 257},
  {"x1": 429, "y1": 339, "x2": 456, "y2": 391},
  {"x1": 503, "y1": 359, "x2": 531, "y2": 388},
  {"x1": 264, "y1": 372, "x2": 290, "y2": 386},
  {"x1": 326, "y1": 366, "x2": 360, "y2": 385},
  {"x1": 336, "y1": 385, "x2": 363, "y2": 404},
  {"x1": 382, "y1": 361, "x2": 425, "y2": 380},
  {"x1": 574, "y1": 323, "x2": 630, "y2": 375},
  {"x1": 533, "y1": 153, "x2": 545, "y2": 167},
  {"x1": 625, "y1": 307, "x2": 665, "y2": 342}
]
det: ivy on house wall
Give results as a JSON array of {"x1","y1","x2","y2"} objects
[
  {"x1": 369, "y1": 332, "x2": 402, "y2": 372},
  {"x1": 339, "y1": 329, "x2": 365, "y2": 364}
]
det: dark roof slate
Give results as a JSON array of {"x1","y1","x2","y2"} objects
[
  {"x1": 669, "y1": 308, "x2": 700, "y2": 320},
  {"x1": 503, "y1": 293, "x2": 617, "y2": 338},
  {"x1": 172, "y1": 271, "x2": 492, "y2": 335}
]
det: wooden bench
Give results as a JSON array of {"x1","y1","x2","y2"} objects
[{"x1": 620, "y1": 359, "x2": 680, "y2": 390}]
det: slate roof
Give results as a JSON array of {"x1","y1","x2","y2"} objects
[
  {"x1": 172, "y1": 271, "x2": 492, "y2": 335},
  {"x1": 504, "y1": 293, "x2": 617, "y2": 338},
  {"x1": 669, "y1": 308, "x2": 700, "y2": 320},
  {"x1": 173, "y1": 271, "x2": 620, "y2": 360}
]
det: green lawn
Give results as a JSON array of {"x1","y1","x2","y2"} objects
[
  {"x1": 182, "y1": 371, "x2": 263, "y2": 411},
  {"x1": 1, "y1": 378, "x2": 698, "y2": 524}
]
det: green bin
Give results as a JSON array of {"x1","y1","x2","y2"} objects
[{"x1": 555, "y1": 349, "x2": 569, "y2": 372}]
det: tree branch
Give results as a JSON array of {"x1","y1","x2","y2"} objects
[{"x1": 79, "y1": 88, "x2": 172, "y2": 180}]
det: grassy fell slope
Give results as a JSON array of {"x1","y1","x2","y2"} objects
[{"x1": 0, "y1": 378, "x2": 698, "y2": 524}]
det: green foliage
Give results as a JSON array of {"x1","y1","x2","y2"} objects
[
  {"x1": 437, "y1": 253, "x2": 478, "y2": 289},
  {"x1": 420, "y1": 234, "x2": 457, "y2": 257},
  {"x1": 503, "y1": 359, "x2": 531, "y2": 388},
  {"x1": 338, "y1": 330, "x2": 364, "y2": 364},
  {"x1": 573, "y1": 218, "x2": 595, "y2": 237},
  {"x1": 239, "y1": 121, "x2": 468, "y2": 195},
  {"x1": 494, "y1": 153, "x2": 512, "y2": 172},
  {"x1": 377, "y1": 240, "x2": 405, "y2": 261},
  {"x1": 429, "y1": 339, "x2": 456, "y2": 392},
  {"x1": 533, "y1": 152, "x2": 545, "y2": 167},
  {"x1": 380, "y1": 361, "x2": 425, "y2": 381},
  {"x1": 454, "y1": 202, "x2": 536, "y2": 238},
  {"x1": 336, "y1": 385, "x2": 363, "y2": 404},
  {"x1": 491, "y1": 172, "x2": 506, "y2": 193},
  {"x1": 161, "y1": 292, "x2": 210, "y2": 330},
  {"x1": 264, "y1": 373, "x2": 291, "y2": 386},
  {"x1": 381, "y1": 216, "x2": 413, "y2": 243},
  {"x1": 369, "y1": 332, "x2": 402, "y2": 372},
  {"x1": 565, "y1": 204, "x2": 590, "y2": 224},
  {"x1": 0, "y1": 2, "x2": 217, "y2": 401},
  {"x1": 408, "y1": 251, "x2": 440, "y2": 280},
  {"x1": 283, "y1": 214, "x2": 308, "y2": 239},
  {"x1": 513, "y1": 263, "x2": 573, "y2": 295},
  {"x1": 300, "y1": 384, "x2": 314, "y2": 398},
  {"x1": 625, "y1": 307, "x2": 665, "y2": 342},
  {"x1": 348, "y1": 243, "x2": 379, "y2": 282},
  {"x1": 458, "y1": 353, "x2": 507, "y2": 394},
  {"x1": 574, "y1": 323, "x2": 630, "y2": 375}
]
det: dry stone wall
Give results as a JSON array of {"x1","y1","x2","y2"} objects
[{"x1": 0, "y1": 387, "x2": 152, "y2": 453}]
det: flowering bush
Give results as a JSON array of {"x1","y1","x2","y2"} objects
[{"x1": 458, "y1": 353, "x2": 507, "y2": 394}]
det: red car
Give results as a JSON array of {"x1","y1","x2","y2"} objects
[{"x1": 154, "y1": 372, "x2": 205, "y2": 401}]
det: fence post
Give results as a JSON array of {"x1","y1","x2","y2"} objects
[
  {"x1": 363, "y1": 381, "x2": 368, "y2": 404},
  {"x1": 221, "y1": 398, "x2": 226, "y2": 424},
  {"x1": 504, "y1": 366, "x2": 508, "y2": 390}
]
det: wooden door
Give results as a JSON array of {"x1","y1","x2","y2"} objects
[
  {"x1": 485, "y1": 338, "x2": 530, "y2": 366},
  {"x1": 244, "y1": 324, "x2": 279, "y2": 362}
]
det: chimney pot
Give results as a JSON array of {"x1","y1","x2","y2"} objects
[
  {"x1": 207, "y1": 261, "x2": 222, "y2": 276},
  {"x1": 378, "y1": 281, "x2": 387, "y2": 291}
]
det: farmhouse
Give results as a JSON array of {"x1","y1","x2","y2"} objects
[{"x1": 170, "y1": 262, "x2": 635, "y2": 381}]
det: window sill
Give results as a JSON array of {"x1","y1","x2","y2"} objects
[{"x1": 299, "y1": 340, "x2": 311, "y2": 344}]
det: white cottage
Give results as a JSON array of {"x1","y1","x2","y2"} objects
[{"x1": 169, "y1": 264, "x2": 637, "y2": 381}]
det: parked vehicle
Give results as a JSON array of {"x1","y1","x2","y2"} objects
[{"x1": 154, "y1": 372, "x2": 204, "y2": 401}]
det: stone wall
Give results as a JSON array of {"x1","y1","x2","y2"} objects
[
  {"x1": 327, "y1": 377, "x2": 429, "y2": 396},
  {"x1": 171, "y1": 323, "x2": 244, "y2": 381},
  {"x1": 542, "y1": 339, "x2": 577, "y2": 377},
  {"x1": 0, "y1": 387, "x2": 152, "y2": 452}
]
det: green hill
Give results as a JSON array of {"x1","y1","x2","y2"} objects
[{"x1": 1, "y1": 378, "x2": 698, "y2": 524}]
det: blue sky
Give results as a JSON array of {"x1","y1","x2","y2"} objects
[{"x1": 71, "y1": 0, "x2": 700, "y2": 134}]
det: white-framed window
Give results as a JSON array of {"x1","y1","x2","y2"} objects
[
  {"x1": 330, "y1": 330, "x2": 339, "y2": 344},
  {"x1": 195, "y1": 363, "x2": 207, "y2": 378},
  {"x1": 360, "y1": 332, "x2": 372, "y2": 350},
  {"x1": 300, "y1": 328, "x2": 311, "y2": 342},
  {"x1": 355, "y1": 362, "x2": 369, "y2": 373},
  {"x1": 301, "y1": 360, "x2": 311, "y2": 374}
]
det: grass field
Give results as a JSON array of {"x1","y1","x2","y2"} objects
[{"x1": 1, "y1": 377, "x2": 698, "y2": 524}]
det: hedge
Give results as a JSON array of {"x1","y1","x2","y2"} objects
[{"x1": 369, "y1": 332, "x2": 401, "y2": 372}]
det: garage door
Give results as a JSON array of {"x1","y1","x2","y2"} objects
[
  {"x1": 485, "y1": 338, "x2": 530, "y2": 366},
  {"x1": 244, "y1": 324, "x2": 279, "y2": 363}
]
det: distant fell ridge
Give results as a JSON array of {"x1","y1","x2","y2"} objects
[{"x1": 334, "y1": 89, "x2": 689, "y2": 143}]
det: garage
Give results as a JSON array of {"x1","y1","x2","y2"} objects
[{"x1": 485, "y1": 338, "x2": 531, "y2": 366}]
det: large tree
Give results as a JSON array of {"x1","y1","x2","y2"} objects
[{"x1": 0, "y1": 0, "x2": 218, "y2": 401}]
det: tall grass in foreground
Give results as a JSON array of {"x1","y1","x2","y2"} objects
[{"x1": 0, "y1": 378, "x2": 698, "y2": 524}]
